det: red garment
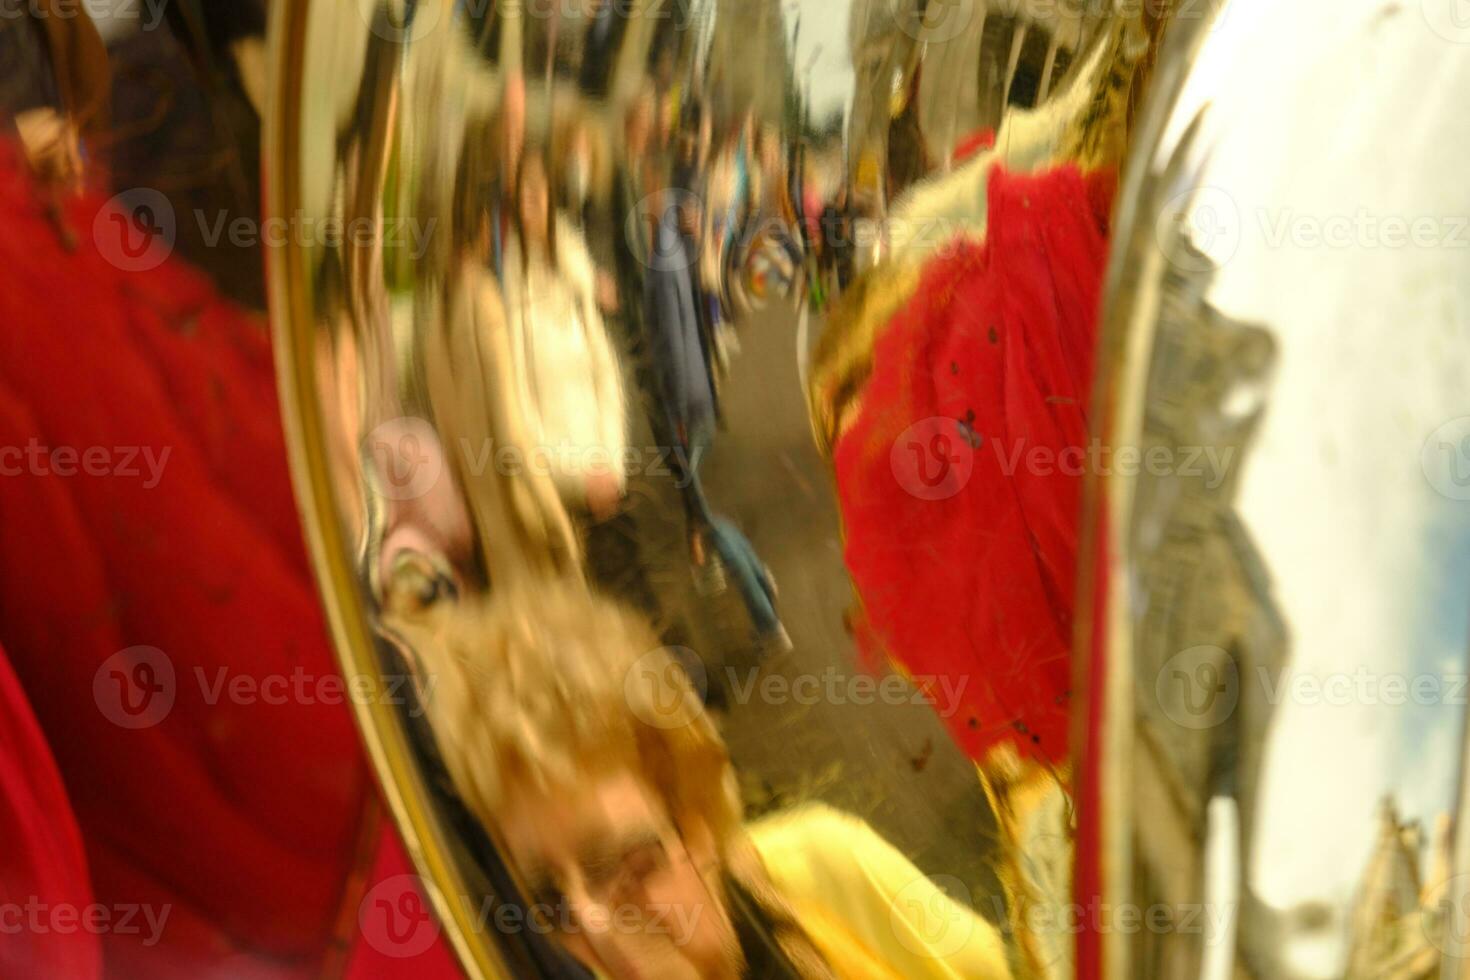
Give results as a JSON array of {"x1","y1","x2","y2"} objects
[
  {"x1": 343, "y1": 824, "x2": 465, "y2": 980},
  {"x1": 952, "y1": 128, "x2": 997, "y2": 165},
  {"x1": 834, "y1": 164, "x2": 1114, "y2": 764},
  {"x1": 0, "y1": 640, "x2": 101, "y2": 979},
  {"x1": 0, "y1": 138, "x2": 376, "y2": 976}
]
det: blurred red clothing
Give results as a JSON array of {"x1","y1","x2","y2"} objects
[
  {"x1": 952, "y1": 128, "x2": 996, "y2": 164},
  {"x1": 0, "y1": 137, "x2": 460, "y2": 977},
  {"x1": 0, "y1": 640, "x2": 100, "y2": 979},
  {"x1": 835, "y1": 164, "x2": 1114, "y2": 765}
]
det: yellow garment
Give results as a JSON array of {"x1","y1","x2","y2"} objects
[{"x1": 749, "y1": 805, "x2": 1014, "y2": 980}]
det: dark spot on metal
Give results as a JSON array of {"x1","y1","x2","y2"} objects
[{"x1": 910, "y1": 738, "x2": 935, "y2": 772}]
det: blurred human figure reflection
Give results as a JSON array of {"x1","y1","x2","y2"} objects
[
  {"x1": 632, "y1": 105, "x2": 786, "y2": 652},
  {"x1": 413, "y1": 580, "x2": 1014, "y2": 980},
  {"x1": 502, "y1": 153, "x2": 627, "y2": 524},
  {"x1": 421, "y1": 201, "x2": 582, "y2": 595},
  {"x1": 491, "y1": 69, "x2": 527, "y2": 282}
]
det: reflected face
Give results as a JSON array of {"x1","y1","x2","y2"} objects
[{"x1": 497, "y1": 770, "x2": 740, "y2": 980}]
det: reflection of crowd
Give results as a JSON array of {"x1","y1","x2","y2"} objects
[{"x1": 437, "y1": 69, "x2": 801, "y2": 664}]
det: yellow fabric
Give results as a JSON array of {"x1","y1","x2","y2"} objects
[{"x1": 749, "y1": 805, "x2": 1014, "y2": 980}]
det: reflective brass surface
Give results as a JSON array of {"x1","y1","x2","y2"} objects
[
  {"x1": 265, "y1": 2, "x2": 1170, "y2": 976},
  {"x1": 268, "y1": 0, "x2": 1470, "y2": 976},
  {"x1": 1085, "y1": 2, "x2": 1470, "y2": 977}
]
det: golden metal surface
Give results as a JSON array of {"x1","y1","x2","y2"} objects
[
  {"x1": 265, "y1": 2, "x2": 511, "y2": 976},
  {"x1": 1085, "y1": 2, "x2": 1470, "y2": 977}
]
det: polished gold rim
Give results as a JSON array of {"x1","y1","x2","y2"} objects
[{"x1": 263, "y1": 3, "x2": 503, "y2": 976}]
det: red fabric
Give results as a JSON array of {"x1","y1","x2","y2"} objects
[
  {"x1": 0, "y1": 640, "x2": 101, "y2": 979},
  {"x1": 834, "y1": 164, "x2": 1114, "y2": 764},
  {"x1": 343, "y1": 824, "x2": 465, "y2": 980},
  {"x1": 0, "y1": 138, "x2": 376, "y2": 975},
  {"x1": 952, "y1": 128, "x2": 996, "y2": 165}
]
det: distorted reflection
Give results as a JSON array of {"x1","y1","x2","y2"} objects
[
  {"x1": 278, "y1": 0, "x2": 1173, "y2": 975},
  {"x1": 406, "y1": 578, "x2": 1014, "y2": 979},
  {"x1": 1087, "y1": 3, "x2": 1470, "y2": 978}
]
